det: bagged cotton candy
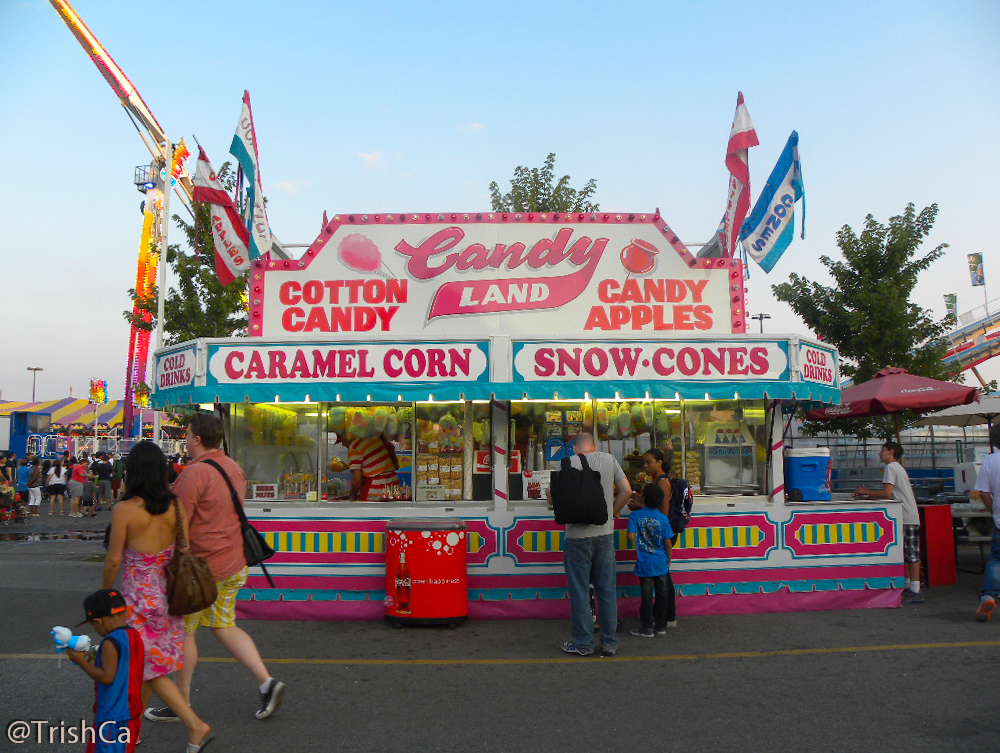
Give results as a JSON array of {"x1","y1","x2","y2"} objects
[{"x1": 329, "y1": 406, "x2": 347, "y2": 434}]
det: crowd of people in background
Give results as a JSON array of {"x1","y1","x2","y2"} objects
[{"x1": 0, "y1": 448, "x2": 190, "y2": 520}]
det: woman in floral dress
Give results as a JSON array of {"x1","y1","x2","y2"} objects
[{"x1": 103, "y1": 441, "x2": 214, "y2": 751}]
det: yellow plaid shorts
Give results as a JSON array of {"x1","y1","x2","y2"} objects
[{"x1": 184, "y1": 567, "x2": 247, "y2": 632}]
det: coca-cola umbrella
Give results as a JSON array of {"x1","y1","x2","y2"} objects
[{"x1": 805, "y1": 367, "x2": 980, "y2": 442}]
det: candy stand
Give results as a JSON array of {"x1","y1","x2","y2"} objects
[{"x1": 152, "y1": 211, "x2": 906, "y2": 621}]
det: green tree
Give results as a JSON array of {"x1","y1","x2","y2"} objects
[
  {"x1": 123, "y1": 162, "x2": 248, "y2": 345},
  {"x1": 489, "y1": 153, "x2": 599, "y2": 213},
  {"x1": 772, "y1": 203, "x2": 952, "y2": 440}
]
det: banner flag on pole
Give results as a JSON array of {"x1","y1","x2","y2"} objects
[
  {"x1": 722, "y1": 92, "x2": 759, "y2": 257},
  {"x1": 230, "y1": 91, "x2": 272, "y2": 261},
  {"x1": 193, "y1": 147, "x2": 251, "y2": 286},
  {"x1": 944, "y1": 293, "x2": 957, "y2": 320},
  {"x1": 740, "y1": 131, "x2": 805, "y2": 274},
  {"x1": 967, "y1": 253, "x2": 985, "y2": 286}
]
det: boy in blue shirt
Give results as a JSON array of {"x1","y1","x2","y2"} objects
[
  {"x1": 627, "y1": 484, "x2": 674, "y2": 637},
  {"x1": 67, "y1": 589, "x2": 145, "y2": 753}
]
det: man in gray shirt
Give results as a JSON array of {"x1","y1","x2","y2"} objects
[{"x1": 550, "y1": 432, "x2": 632, "y2": 656}]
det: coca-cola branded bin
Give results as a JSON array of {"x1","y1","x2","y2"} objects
[{"x1": 385, "y1": 518, "x2": 468, "y2": 627}]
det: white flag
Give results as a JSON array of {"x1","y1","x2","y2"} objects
[{"x1": 230, "y1": 91, "x2": 272, "y2": 260}]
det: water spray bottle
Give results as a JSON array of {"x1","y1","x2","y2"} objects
[{"x1": 51, "y1": 626, "x2": 91, "y2": 668}]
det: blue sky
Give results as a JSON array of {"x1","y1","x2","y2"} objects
[{"x1": 2, "y1": 0, "x2": 999, "y2": 401}]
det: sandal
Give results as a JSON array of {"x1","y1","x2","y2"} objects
[{"x1": 186, "y1": 731, "x2": 214, "y2": 752}]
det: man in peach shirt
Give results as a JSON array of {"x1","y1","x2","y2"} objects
[{"x1": 143, "y1": 414, "x2": 286, "y2": 724}]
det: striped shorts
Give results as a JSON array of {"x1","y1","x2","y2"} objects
[{"x1": 184, "y1": 567, "x2": 247, "y2": 632}]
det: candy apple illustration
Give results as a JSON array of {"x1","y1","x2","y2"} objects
[{"x1": 619, "y1": 239, "x2": 659, "y2": 275}]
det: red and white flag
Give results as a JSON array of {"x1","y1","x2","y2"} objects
[
  {"x1": 193, "y1": 147, "x2": 251, "y2": 286},
  {"x1": 722, "y1": 92, "x2": 759, "y2": 257}
]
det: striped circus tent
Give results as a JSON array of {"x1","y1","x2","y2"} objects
[{"x1": 0, "y1": 398, "x2": 164, "y2": 429}]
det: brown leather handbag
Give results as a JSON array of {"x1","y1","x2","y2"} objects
[{"x1": 165, "y1": 501, "x2": 218, "y2": 616}]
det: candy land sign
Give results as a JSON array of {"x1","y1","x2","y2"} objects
[{"x1": 250, "y1": 214, "x2": 747, "y2": 340}]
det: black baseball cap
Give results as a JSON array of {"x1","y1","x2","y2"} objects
[{"x1": 76, "y1": 588, "x2": 127, "y2": 627}]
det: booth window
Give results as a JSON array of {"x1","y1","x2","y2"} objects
[
  {"x1": 414, "y1": 401, "x2": 492, "y2": 503},
  {"x1": 683, "y1": 400, "x2": 767, "y2": 495},
  {"x1": 508, "y1": 398, "x2": 768, "y2": 500},
  {"x1": 233, "y1": 403, "x2": 320, "y2": 503},
  {"x1": 324, "y1": 403, "x2": 413, "y2": 502}
]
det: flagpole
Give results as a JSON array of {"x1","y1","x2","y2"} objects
[{"x1": 154, "y1": 139, "x2": 172, "y2": 447}]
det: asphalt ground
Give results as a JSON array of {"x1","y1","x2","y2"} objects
[{"x1": 1, "y1": 514, "x2": 998, "y2": 753}]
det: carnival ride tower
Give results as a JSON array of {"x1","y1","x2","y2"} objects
[{"x1": 49, "y1": 0, "x2": 194, "y2": 437}]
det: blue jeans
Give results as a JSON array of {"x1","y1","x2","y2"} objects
[
  {"x1": 981, "y1": 529, "x2": 1000, "y2": 600},
  {"x1": 564, "y1": 534, "x2": 618, "y2": 651}
]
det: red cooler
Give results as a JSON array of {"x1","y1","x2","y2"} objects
[{"x1": 385, "y1": 518, "x2": 468, "y2": 626}]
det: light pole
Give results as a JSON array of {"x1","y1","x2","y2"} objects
[
  {"x1": 751, "y1": 313, "x2": 771, "y2": 333},
  {"x1": 152, "y1": 139, "x2": 173, "y2": 447},
  {"x1": 27, "y1": 367, "x2": 43, "y2": 402}
]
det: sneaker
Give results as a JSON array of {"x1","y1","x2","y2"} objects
[
  {"x1": 255, "y1": 679, "x2": 285, "y2": 719},
  {"x1": 901, "y1": 590, "x2": 925, "y2": 604},
  {"x1": 601, "y1": 644, "x2": 619, "y2": 656},
  {"x1": 560, "y1": 641, "x2": 595, "y2": 657},
  {"x1": 975, "y1": 595, "x2": 996, "y2": 622},
  {"x1": 655, "y1": 628, "x2": 668, "y2": 635},
  {"x1": 630, "y1": 627, "x2": 655, "y2": 638},
  {"x1": 143, "y1": 705, "x2": 179, "y2": 723}
]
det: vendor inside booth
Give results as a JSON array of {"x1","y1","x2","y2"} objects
[{"x1": 153, "y1": 212, "x2": 906, "y2": 621}]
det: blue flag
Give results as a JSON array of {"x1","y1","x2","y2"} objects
[{"x1": 739, "y1": 131, "x2": 805, "y2": 273}]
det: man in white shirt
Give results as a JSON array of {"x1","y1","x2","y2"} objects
[
  {"x1": 972, "y1": 424, "x2": 1000, "y2": 622},
  {"x1": 854, "y1": 441, "x2": 923, "y2": 604}
]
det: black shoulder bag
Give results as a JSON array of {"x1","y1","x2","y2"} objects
[
  {"x1": 550, "y1": 454, "x2": 609, "y2": 525},
  {"x1": 203, "y1": 459, "x2": 276, "y2": 588}
]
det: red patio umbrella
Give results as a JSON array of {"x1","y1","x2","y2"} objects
[{"x1": 805, "y1": 367, "x2": 979, "y2": 441}]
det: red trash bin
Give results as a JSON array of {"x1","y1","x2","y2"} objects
[{"x1": 385, "y1": 518, "x2": 468, "y2": 626}]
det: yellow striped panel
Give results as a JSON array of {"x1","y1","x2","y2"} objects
[
  {"x1": 260, "y1": 531, "x2": 383, "y2": 554},
  {"x1": 263, "y1": 530, "x2": 485, "y2": 554},
  {"x1": 795, "y1": 522, "x2": 880, "y2": 546},
  {"x1": 678, "y1": 526, "x2": 763, "y2": 549},
  {"x1": 519, "y1": 530, "x2": 564, "y2": 552},
  {"x1": 614, "y1": 529, "x2": 629, "y2": 550},
  {"x1": 467, "y1": 532, "x2": 484, "y2": 553}
]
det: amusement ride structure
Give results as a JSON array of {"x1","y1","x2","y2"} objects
[
  {"x1": 942, "y1": 298, "x2": 1000, "y2": 387},
  {"x1": 48, "y1": 0, "x2": 286, "y2": 436},
  {"x1": 49, "y1": 0, "x2": 194, "y2": 436}
]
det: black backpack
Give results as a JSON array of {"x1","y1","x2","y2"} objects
[
  {"x1": 667, "y1": 478, "x2": 693, "y2": 532},
  {"x1": 551, "y1": 454, "x2": 609, "y2": 526}
]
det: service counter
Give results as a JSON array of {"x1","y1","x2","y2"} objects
[{"x1": 234, "y1": 491, "x2": 905, "y2": 621}]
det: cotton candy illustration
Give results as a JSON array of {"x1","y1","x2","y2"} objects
[{"x1": 338, "y1": 233, "x2": 382, "y2": 273}]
